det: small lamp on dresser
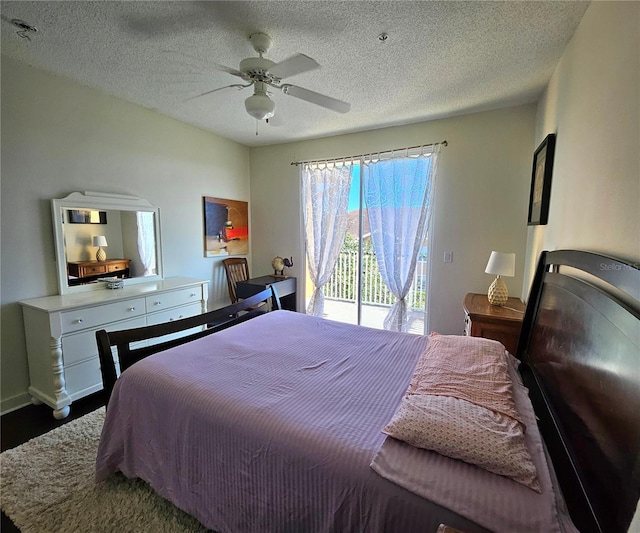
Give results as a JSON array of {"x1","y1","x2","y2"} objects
[
  {"x1": 92, "y1": 235, "x2": 108, "y2": 262},
  {"x1": 485, "y1": 251, "x2": 515, "y2": 306}
]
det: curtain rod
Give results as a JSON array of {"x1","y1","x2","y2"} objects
[{"x1": 290, "y1": 139, "x2": 448, "y2": 166}]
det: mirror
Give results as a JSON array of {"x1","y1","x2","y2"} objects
[{"x1": 52, "y1": 191, "x2": 163, "y2": 294}]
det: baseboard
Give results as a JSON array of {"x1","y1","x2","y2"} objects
[{"x1": 1, "y1": 392, "x2": 32, "y2": 415}]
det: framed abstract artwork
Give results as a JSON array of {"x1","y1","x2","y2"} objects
[
  {"x1": 203, "y1": 197, "x2": 249, "y2": 256},
  {"x1": 527, "y1": 133, "x2": 556, "y2": 225}
]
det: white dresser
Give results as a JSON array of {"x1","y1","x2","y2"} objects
[{"x1": 20, "y1": 277, "x2": 208, "y2": 419}]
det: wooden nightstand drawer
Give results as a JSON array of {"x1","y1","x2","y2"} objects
[
  {"x1": 107, "y1": 262, "x2": 129, "y2": 272},
  {"x1": 83, "y1": 264, "x2": 107, "y2": 275},
  {"x1": 463, "y1": 293, "x2": 525, "y2": 354}
]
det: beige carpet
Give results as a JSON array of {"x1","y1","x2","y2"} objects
[{"x1": 0, "y1": 408, "x2": 210, "y2": 532}]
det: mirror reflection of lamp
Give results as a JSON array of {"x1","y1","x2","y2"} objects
[{"x1": 92, "y1": 235, "x2": 108, "y2": 262}]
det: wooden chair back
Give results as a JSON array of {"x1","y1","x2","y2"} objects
[
  {"x1": 222, "y1": 257, "x2": 250, "y2": 303},
  {"x1": 96, "y1": 285, "x2": 280, "y2": 406}
]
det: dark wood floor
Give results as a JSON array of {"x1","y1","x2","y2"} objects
[{"x1": 1, "y1": 392, "x2": 106, "y2": 533}]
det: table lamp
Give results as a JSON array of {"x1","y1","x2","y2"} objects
[
  {"x1": 92, "y1": 235, "x2": 108, "y2": 262},
  {"x1": 485, "y1": 251, "x2": 515, "y2": 305}
]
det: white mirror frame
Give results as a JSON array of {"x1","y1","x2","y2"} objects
[{"x1": 52, "y1": 191, "x2": 164, "y2": 295}]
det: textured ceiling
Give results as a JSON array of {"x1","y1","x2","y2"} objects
[{"x1": 0, "y1": 1, "x2": 589, "y2": 147}]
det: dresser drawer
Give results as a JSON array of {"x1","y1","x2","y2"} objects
[
  {"x1": 145, "y1": 287, "x2": 202, "y2": 311},
  {"x1": 64, "y1": 356, "x2": 102, "y2": 398},
  {"x1": 60, "y1": 297, "x2": 146, "y2": 334},
  {"x1": 147, "y1": 302, "x2": 202, "y2": 326},
  {"x1": 147, "y1": 302, "x2": 203, "y2": 345},
  {"x1": 62, "y1": 316, "x2": 147, "y2": 366}
]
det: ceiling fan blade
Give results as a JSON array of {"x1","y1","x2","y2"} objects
[
  {"x1": 281, "y1": 84, "x2": 351, "y2": 113},
  {"x1": 269, "y1": 54, "x2": 320, "y2": 79},
  {"x1": 160, "y1": 50, "x2": 245, "y2": 78},
  {"x1": 185, "y1": 84, "x2": 250, "y2": 102}
]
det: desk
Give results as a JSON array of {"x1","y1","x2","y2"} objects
[{"x1": 236, "y1": 276, "x2": 297, "y2": 312}]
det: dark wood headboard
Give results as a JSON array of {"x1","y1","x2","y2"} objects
[{"x1": 517, "y1": 250, "x2": 640, "y2": 533}]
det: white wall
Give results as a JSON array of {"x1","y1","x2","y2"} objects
[
  {"x1": 523, "y1": 1, "x2": 640, "y2": 289},
  {"x1": 1, "y1": 56, "x2": 250, "y2": 412},
  {"x1": 250, "y1": 105, "x2": 536, "y2": 335}
]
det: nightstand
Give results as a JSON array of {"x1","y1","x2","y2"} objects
[{"x1": 463, "y1": 292, "x2": 526, "y2": 354}]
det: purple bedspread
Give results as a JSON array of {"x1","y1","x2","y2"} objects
[{"x1": 96, "y1": 311, "x2": 514, "y2": 532}]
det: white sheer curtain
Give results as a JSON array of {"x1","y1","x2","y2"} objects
[
  {"x1": 363, "y1": 144, "x2": 441, "y2": 331},
  {"x1": 136, "y1": 211, "x2": 157, "y2": 276},
  {"x1": 302, "y1": 159, "x2": 353, "y2": 316}
]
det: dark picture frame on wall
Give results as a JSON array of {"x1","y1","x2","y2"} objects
[
  {"x1": 67, "y1": 209, "x2": 107, "y2": 224},
  {"x1": 527, "y1": 133, "x2": 556, "y2": 225}
]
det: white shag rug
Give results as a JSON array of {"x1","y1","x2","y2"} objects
[{"x1": 0, "y1": 408, "x2": 211, "y2": 532}]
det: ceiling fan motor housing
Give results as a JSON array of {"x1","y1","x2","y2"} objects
[
  {"x1": 249, "y1": 32, "x2": 272, "y2": 55},
  {"x1": 239, "y1": 57, "x2": 277, "y2": 82}
]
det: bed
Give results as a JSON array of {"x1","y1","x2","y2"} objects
[{"x1": 95, "y1": 250, "x2": 640, "y2": 533}]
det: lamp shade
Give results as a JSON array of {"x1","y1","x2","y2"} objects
[
  {"x1": 244, "y1": 93, "x2": 275, "y2": 120},
  {"x1": 485, "y1": 251, "x2": 515, "y2": 277},
  {"x1": 92, "y1": 235, "x2": 108, "y2": 247}
]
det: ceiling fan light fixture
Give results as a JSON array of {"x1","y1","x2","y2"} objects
[{"x1": 244, "y1": 93, "x2": 275, "y2": 120}]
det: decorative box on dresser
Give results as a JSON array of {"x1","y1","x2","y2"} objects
[
  {"x1": 463, "y1": 292, "x2": 525, "y2": 355},
  {"x1": 20, "y1": 277, "x2": 208, "y2": 419}
]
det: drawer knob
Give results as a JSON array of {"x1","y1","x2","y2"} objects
[
  {"x1": 190, "y1": 293, "x2": 196, "y2": 297},
  {"x1": 154, "y1": 301, "x2": 161, "y2": 306},
  {"x1": 74, "y1": 318, "x2": 84, "y2": 324},
  {"x1": 128, "y1": 307, "x2": 136, "y2": 312}
]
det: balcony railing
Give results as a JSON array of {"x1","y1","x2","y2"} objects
[{"x1": 324, "y1": 251, "x2": 427, "y2": 310}]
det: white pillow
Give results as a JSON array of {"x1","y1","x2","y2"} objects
[{"x1": 383, "y1": 393, "x2": 541, "y2": 492}]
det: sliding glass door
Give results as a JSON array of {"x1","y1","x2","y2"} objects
[
  {"x1": 302, "y1": 144, "x2": 441, "y2": 335},
  {"x1": 315, "y1": 165, "x2": 428, "y2": 334}
]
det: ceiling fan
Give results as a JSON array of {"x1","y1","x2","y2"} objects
[{"x1": 179, "y1": 32, "x2": 351, "y2": 120}]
